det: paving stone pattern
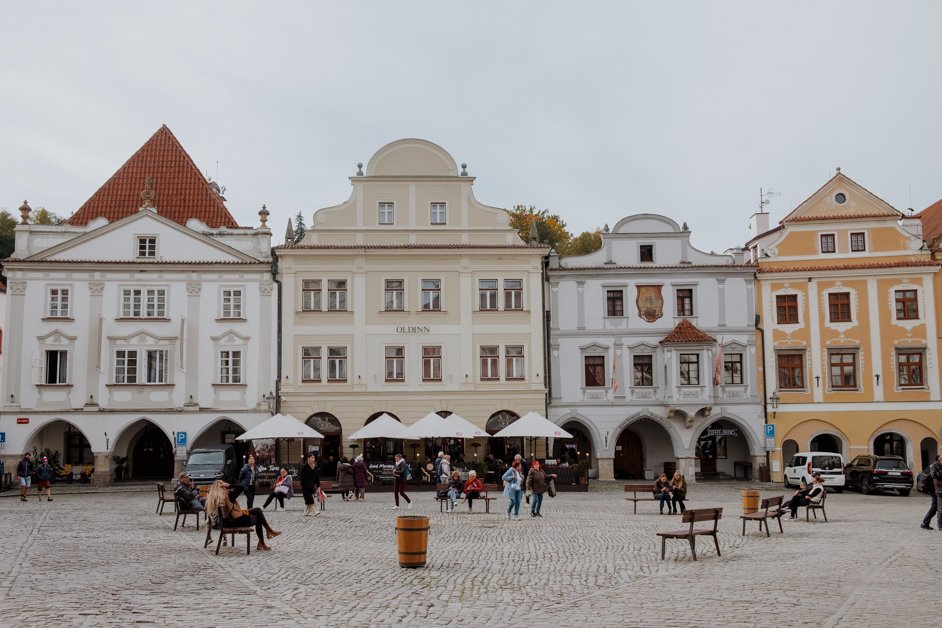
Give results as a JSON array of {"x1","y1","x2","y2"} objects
[{"x1": 0, "y1": 482, "x2": 938, "y2": 626}]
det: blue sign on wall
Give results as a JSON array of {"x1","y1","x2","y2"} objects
[
  {"x1": 0, "y1": 432, "x2": 5, "y2": 443},
  {"x1": 765, "y1": 424, "x2": 775, "y2": 439},
  {"x1": 176, "y1": 432, "x2": 187, "y2": 447}
]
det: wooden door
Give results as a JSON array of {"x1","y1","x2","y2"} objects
[
  {"x1": 132, "y1": 426, "x2": 174, "y2": 479},
  {"x1": 614, "y1": 429, "x2": 643, "y2": 479}
]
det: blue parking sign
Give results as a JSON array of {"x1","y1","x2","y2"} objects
[
  {"x1": 176, "y1": 431, "x2": 187, "y2": 447},
  {"x1": 765, "y1": 424, "x2": 775, "y2": 439},
  {"x1": 0, "y1": 432, "x2": 5, "y2": 443}
]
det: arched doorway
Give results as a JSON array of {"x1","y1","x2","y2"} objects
[
  {"x1": 873, "y1": 432, "x2": 906, "y2": 457},
  {"x1": 614, "y1": 429, "x2": 643, "y2": 479},
  {"x1": 363, "y1": 412, "x2": 402, "y2": 462},
  {"x1": 810, "y1": 433, "x2": 841, "y2": 454},
  {"x1": 131, "y1": 425, "x2": 174, "y2": 480},
  {"x1": 782, "y1": 439, "x2": 799, "y2": 465},
  {"x1": 695, "y1": 420, "x2": 753, "y2": 479},
  {"x1": 554, "y1": 421, "x2": 592, "y2": 467},
  {"x1": 920, "y1": 437, "x2": 938, "y2": 470},
  {"x1": 614, "y1": 418, "x2": 673, "y2": 480},
  {"x1": 486, "y1": 410, "x2": 522, "y2": 462},
  {"x1": 307, "y1": 413, "x2": 342, "y2": 476}
]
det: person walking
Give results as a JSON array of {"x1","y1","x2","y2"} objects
[
  {"x1": 352, "y1": 454, "x2": 368, "y2": 500},
  {"x1": 299, "y1": 452, "x2": 321, "y2": 516},
  {"x1": 439, "y1": 454, "x2": 452, "y2": 484},
  {"x1": 525, "y1": 459, "x2": 553, "y2": 517},
  {"x1": 336, "y1": 457, "x2": 356, "y2": 500},
  {"x1": 16, "y1": 452, "x2": 33, "y2": 502},
  {"x1": 433, "y1": 451, "x2": 444, "y2": 485},
  {"x1": 392, "y1": 453, "x2": 412, "y2": 510},
  {"x1": 503, "y1": 459, "x2": 524, "y2": 521},
  {"x1": 920, "y1": 454, "x2": 942, "y2": 530},
  {"x1": 669, "y1": 470, "x2": 687, "y2": 514},
  {"x1": 234, "y1": 455, "x2": 258, "y2": 508},
  {"x1": 35, "y1": 456, "x2": 54, "y2": 502}
]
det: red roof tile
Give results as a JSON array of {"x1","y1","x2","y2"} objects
[
  {"x1": 659, "y1": 319, "x2": 716, "y2": 344},
  {"x1": 66, "y1": 125, "x2": 238, "y2": 228},
  {"x1": 757, "y1": 259, "x2": 938, "y2": 273},
  {"x1": 917, "y1": 197, "x2": 942, "y2": 249}
]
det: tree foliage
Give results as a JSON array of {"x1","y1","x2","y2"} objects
[
  {"x1": 0, "y1": 207, "x2": 67, "y2": 263},
  {"x1": 293, "y1": 211, "x2": 307, "y2": 243},
  {"x1": 566, "y1": 229, "x2": 603, "y2": 257},
  {"x1": 508, "y1": 205, "x2": 602, "y2": 257}
]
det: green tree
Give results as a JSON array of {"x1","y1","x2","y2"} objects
[
  {"x1": 566, "y1": 229, "x2": 603, "y2": 257},
  {"x1": 0, "y1": 210, "x2": 17, "y2": 261},
  {"x1": 508, "y1": 205, "x2": 571, "y2": 253},
  {"x1": 293, "y1": 211, "x2": 306, "y2": 243},
  {"x1": 30, "y1": 207, "x2": 66, "y2": 225}
]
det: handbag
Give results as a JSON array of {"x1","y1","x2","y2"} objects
[
  {"x1": 274, "y1": 484, "x2": 289, "y2": 495},
  {"x1": 547, "y1": 478, "x2": 557, "y2": 498}
]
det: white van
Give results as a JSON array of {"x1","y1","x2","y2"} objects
[{"x1": 783, "y1": 452, "x2": 845, "y2": 492}]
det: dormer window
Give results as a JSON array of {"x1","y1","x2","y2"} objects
[
  {"x1": 430, "y1": 202, "x2": 447, "y2": 225},
  {"x1": 137, "y1": 236, "x2": 157, "y2": 258},
  {"x1": 639, "y1": 244, "x2": 654, "y2": 263}
]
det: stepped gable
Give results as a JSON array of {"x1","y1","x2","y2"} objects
[
  {"x1": 659, "y1": 319, "x2": 715, "y2": 344},
  {"x1": 66, "y1": 125, "x2": 239, "y2": 228}
]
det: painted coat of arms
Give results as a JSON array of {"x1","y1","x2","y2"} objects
[{"x1": 636, "y1": 285, "x2": 664, "y2": 322}]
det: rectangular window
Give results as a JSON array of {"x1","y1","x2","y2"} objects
[
  {"x1": 421, "y1": 279, "x2": 441, "y2": 311},
  {"x1": 385, "y1": 346, "x2": 405, "y2": 382},
  {"x1": 137, "y1": 236, "x2": 157, "y2": 258},
  {"x1": 301, "y1": 280, "x2": 321, "y2": 311},
  {"x1": 504, "y1": 279, "x2": 523, "y2": 310},
  {"x1": 219, "y1": 350, "x2": 242, "y2": 384},
  {"x1": 897, "y1": 351, "x2": 924, "y2": 387},
  {"x1": 606, "y1": 289, "x2": 624, "y2": 317},
  {"x1": 584, "y1": 355, "x2": 606, "y2": 387},
  {"x1": 479, "y1": 279, "x2": 498, "y2": 310},
  {"x1": 505, "y1": 345, "x2": 525, "y2": 380},
  {"x1": 895, "y1": 289, "x2": 918, "y2": 320},
  {"x1": 430, "y1": 202, "x2": 446, "y2": 225},
  {"x1": 422, "y1": 346, "x2": 442, "y2": 382},
  {"x1": 301, "y1": 346, "x2": 321, "y2": 382},
  {"x1": 48, "y1": 288, "x2": 70, "y2": 317},
  {"x1": 820, "y1": 234, "x2": 836, "y2": 253},
  {"x1": 639, "y1": 244, "x2": 654, "y2": 262},
  {"x1": 45, "y1": 350, "x2": 68, "y2": 384},
  {"x1": 829, "y1": 352, "x2": 857, "y2": 389},
  {"x1": 777, "y1": 353, "x2": 805, "y2": 389},
  {"x1": 632, "y1": 355, "x2": 653, "y2": 387},
  {"x1": 828, "y1": 292, "x2": 852, "y2": 322},
  {"x1": 480, "y1": 345, "x2": 499, "y2": 380},
  {"x1": 676, "y1": 288, "x2": 694, "y2": 317},
  {"x1": 378, "y1": 202, "x2": 394, "y2": 225},
  {"x1": 327, "y1": 280, "x2": 347, "y2": 311},
  {"x1": 384, "y1": 279, "x2": 404, "y2": 311},
  {"x1": 723, "y1": 353, "x2": 743, "y2": 385},
  {"x1": 327, "y1": 346, "x2": 347, "y2": 382},
  {"x1": 679, "y1": 353, "x2": 700, "y2": 385},
  {"x1": 221, "y1": 288, "x2": 243, "y2": 318},
  {"x1": 144, "y1": 349, "x2": 168, "y2": 384},
  {"x1": 776, "y1": 294, "x2": 799, "y2": 324},
  {"x1": 114, "y1": 349, "x2": 138, "y2": 384},
  {"x1": 121, "y1": 288, "x2": 166, "y2": 318},
  {"x1": 850, "y1": 232, "x2": 866, "y2": 252}
]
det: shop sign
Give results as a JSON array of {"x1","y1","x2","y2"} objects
[
  {"x1": 395, "y1": 325, "x2": 430, "y2": 334},
  {"x1": 16, "y1": 418, "x2": 29, "y2": 425},
  {"x1": 705, "y1": 427, "x2": 738, "y2": 437}
]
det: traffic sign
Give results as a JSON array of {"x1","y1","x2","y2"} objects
[
  {"x1": 765, "y1": 424, "x2": 775, "y2": 439},
  {"x1": 176, "y1": 431, "x2": 187, "y2": 447},
  {"x1": 0, "y1": 432, "x2": 5, "y2": 443}
]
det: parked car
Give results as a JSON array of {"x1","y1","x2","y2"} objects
[
  {"x1": 783, "y1": 452, "x2": 845, "y2": 492},
  {"x1": 183, "y1": 446, "x2": 237, "y2": 485},
  {"x1": 844, "y1": 455, "x2": 913, "y2": 496}
]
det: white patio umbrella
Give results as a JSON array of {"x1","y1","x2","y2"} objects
[
  {"x1": 402, "y1": 412, "x2": 465, "y2": 439},
  {"x1": 444, "y1": 413, "x2": 490, "y2": 439},
  {"x1": 236, "y1": 413, "x2": 325, "y2": 440},
  {"x1": 492, "y1": 412, "x2": 573, "y2": 439},
  {"x1": 348, "y1": 413, "x2": 406, "y2": 440}
]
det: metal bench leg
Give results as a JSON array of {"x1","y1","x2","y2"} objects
[
  {"x1": 712, "y1": 532, "x2": 721, "y2": 557},
  {"x1": 689, "y1": 536, "x2": 697, "y2": 561},
  {"x1": 661, "y1": 536, "x2": 667, "y2": 560},
  {"x1": 245, "y1": 532, "x2": 251, "y2": 555},
  {"x1": 215, "y1": 532, "x2": 224, "y2": 555},
  {"x1": 821, "y1": 507, "x2": 827, "y2": 522},
  {"x1": 764, "y1": 518, "x2": 770, "y2": 538},
  {"x1": 777, "y1": 516, "x2": 783, "y2": 534},
  {"x1": 741, "y1": 518, "x2": 746, "y2": 536}
]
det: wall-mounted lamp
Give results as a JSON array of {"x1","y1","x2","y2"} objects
[
  {"x1": 874, "y1": 373, "x2": 880, "y2": 386},
  {"x1": 769, "y1": 391, "x2": 780, "y2": 420},
  {"x1": 265, "y1": 390, "x2": 277, "y2": 415},
  {"x1": 815, "y1": 375, "x2": 821, "y2": 388}
]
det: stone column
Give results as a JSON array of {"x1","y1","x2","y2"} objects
[
  {"x1": 596, "y1": 456, "x2": 615, "y2": 481},
  {"x1": 93, "y1": 452, "x2": 112, "y2": 487},
  {"x1": 184, "y1": 282, "x2": 201, "y2": 405},
  {"x1": 677, "y1": 456, "x2": 698, "y2": 483}
]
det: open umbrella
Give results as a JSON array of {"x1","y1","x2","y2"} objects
[
  {"x1": 402, "y1": 412, "x2": 465, "y2": 439},
  {"x1": 348, "y1": 413, "x2": 406, "y2": 440},
  {"x1": 492, "y1": 412, "x2": 573, "y2": 439},
  {"x1": 444, "y1": 413, "x2": 490, "y2": 439},
  {"x1": 236, "y1": 413, "x2": 325, "y2": 440}
]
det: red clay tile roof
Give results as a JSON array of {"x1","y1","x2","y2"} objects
[
  {"x1": 757, "y1": 259, "x2": 938, "y2": 273},
  {"x1": 66, "y1": 125, "x2": 239, "y2": 228},
  {"x1": 784, "y1": 212, "x2": 901, "y2": 223},
  {"x1": 276, "y1": 243, "x2": 547, "y2": 250},
  {"x1": 659, "y1": 319, "x2": 716, "y2": 344},
  {"x1": 917, "y1": 197, "x2": 942, "y2": 249}
]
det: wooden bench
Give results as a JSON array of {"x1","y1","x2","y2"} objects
[
  {"x1": 435, "y1": 483, "x2": 497, "y2": 513},
  {"x1": 805, "y1": 489, "x2": 828, "y2": 522},
  {"x1": 656, "y1": 507, "x2": 723, "y2": 561},
  {"x1": 624, "y1": 483, "x2": 658, "y2": 514},
  {"x1": 156, "y1": 482, "x2": 175, "y2": 515},
  {"x1": 203, "y1": 506, "x2": 253, "y2": 555},
  {"x1": 740, "y1": 496, "x2": 784, "y2": 537},
  {"x1": 173, "y1": 498, "x2": 204, "y2": 531}
]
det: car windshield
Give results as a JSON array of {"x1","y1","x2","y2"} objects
[
  {"x1": 875, "y1": 459, "x2": 907, "y2": 470},
  {"x1": 812, "y1": 455, "x2": 842, "y2": 470},
  {"x1": 187, "y1": 452, "x2": 224, "y2": 466}
]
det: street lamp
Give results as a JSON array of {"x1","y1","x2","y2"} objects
[
  {"x1": 471, "y1": 443, "x2": 480, "y2": 458},
  {"x1": 769, "y1": 391, "x2": 780, "y2": 419},
  {"x1": 265, "y1": 391, "x2": 277, "y2": 415}
]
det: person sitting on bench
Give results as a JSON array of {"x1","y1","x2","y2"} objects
[
  {"x1": 781, "y1": 473, "x2": 825, "y2": 518},
  {"x1": 206, "y1": 480, "x2": 281, "y2": 551},
  {"x1": 463, "y1": 470, "x2": 484, "y2": 513}
]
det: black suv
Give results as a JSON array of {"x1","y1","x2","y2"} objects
[
  {"x1": 844, "y1": 455, "x2": 913, "y2": 496},
  {"x1": 183, "y1": 446, "x2": 237, "y2": 486}
]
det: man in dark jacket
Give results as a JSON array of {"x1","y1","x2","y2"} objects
[
  {"x1": 174, "y1": 472, "x2": 205, "y2": 511},
  {"x1": 16, "y1": 452, "x2": 33, "y2": 502},
  {"x1": 920, "y1": 454, "x2": 942, "y2": 530},
  {"x1": 234, "y1": 455, "x2": 258, "y2": 508},
  {"x1": 35, "y1": 456, "x2": 54, "y2": 502}
]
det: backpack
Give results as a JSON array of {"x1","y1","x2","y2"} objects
[{"x1": 404, "y1": 464, "x2": 413, "y2": 481}]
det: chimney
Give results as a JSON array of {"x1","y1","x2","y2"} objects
[{"x1": 749, "y1": 211, "x2": 770, "y2": 239}]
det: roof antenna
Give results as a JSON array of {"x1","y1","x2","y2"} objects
[
  {"x1": 759, "y1": 187, "x2": 779, "y2": 213},
  {"x1": 907, "y1": 184, "x2": 914, "y2": 215}
]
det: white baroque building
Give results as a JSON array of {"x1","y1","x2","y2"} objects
[
  {"x1": 546, "y1": 214, "x2": 765, "y2": 482},
  {"x1": 0, "y1": 127, "x2": 276, "y2": 483}
]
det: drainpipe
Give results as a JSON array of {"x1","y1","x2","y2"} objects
[{"x1": 756, "y1": 312, "x2": 771, "y2": 481}]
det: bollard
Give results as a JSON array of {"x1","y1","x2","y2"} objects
[
  {"x1": 741, "y1": 489, "x2": 760, "y2": 514},
  {"x1": 396, "y1": 515, "x2": 429, "y2": 568}
]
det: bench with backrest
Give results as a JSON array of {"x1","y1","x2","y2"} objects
[
  {"x1": 624, "y1": 483, "x2": 659, "y2": 514},
  {"x1": 740, "y1": 495, "x2": 784, "y2": 537},
  {"x1": 656, "y1": 507, "x2": 723, "y2": 561},
  {"x1": 435, "y1": 483, "x2": 497, "y2": 513},
  {"x1": 203, "y1": 506, "x2": 253, "y2": 555},
  {"x1": 156, "y1": 482, "x2": 175, "y2": 515},
  {"x1": 173, "y1": 494, "x2": 205, "y2": 531},
  {"x1": 805, "y1": 488, "x2": 828, "y2": 522}
]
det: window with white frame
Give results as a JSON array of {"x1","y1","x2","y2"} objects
[
  {"x1": 430, "y1": 202, "x2": 446, "y2": 225},
  {"x1": 632, "y1": 355, "x2": 653, "y2": 386},
  {"x1": 301, "y1": 346, "x2": 321, "y2": 381},
  {"x1": 897, "y1": 350, "x2": 924, "y2": 388},
  {"x1": 479, "y1": 279, "x2": 498, "y2": 310},
  {"x1": 504, "y1": 280, "x2": 523, "y2": 310},
  {"x1": 679, "y1": 353, "x2": 700, "y2": 385},
  {"x1": 327, "y1": 280, "x2": 347, "y2": 311},
  {"x1": 480, "y1": 345, "x2": 499, "y2": 380},
  {"x1": 327, "y1": 346, "x2": 347, "y2": 381},
  {"x1": 48, "y1": 288, "x2": 70, "y2": 318},
  {"x1": 421, "y1": 279, "x2": 441, "y2": 311},
  {"x1": 723, "y1": 353, "x2": 743, "y2": 384},
  {"x1": 584, "y1": 355, "x2": 606, "y2": 387},
  {"x1": 302, "y1": 280, "x2": 321, "y2": 311},
  {"x1": 221, "y1": 288, "x2": 243, "y2": 318},
  {"x1": 44, "y1": 349, "x2": 69, "y2": 384},
  {"x1": 378, "y1": 202, "x2": 395, "y2": 225},
  {"x1": 114, "y1": 348, "x2": 168, "y2": 384},
  {"x1": 675, "y1": 288, "x2": 694, "y2": 317},
  {"x1": 121, "y1": 288, "x2": 166, "y2": 318},
  {"x1": 422, "y1": 346, "x2": 441, "y2": 381},
  {"x1": 505, "y1": 345, "x2": 525, "y2": 380},
  {"x1": 384, "y1": 279, "x2": 404, "y2": 311},
  {"x1": 136, "y1": 236, "x2": 157, "y2": 258},
  {"x1": 385, "y1": 346, "x2": 405, "y2": 382},
  {"x1": 218, "y1": 350, "x2": 243, "y2": 384}
]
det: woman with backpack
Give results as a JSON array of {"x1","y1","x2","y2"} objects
[
  {"x1": 392, "y1": 453, "x2": 412, "y2": 510},
  {"x1": 502, "y1": 459, "x2": 524, "y2": 521}
]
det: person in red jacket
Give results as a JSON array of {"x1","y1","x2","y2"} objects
[{"x1": 463, "y1": 470, "x2": 484, "y2": 513}]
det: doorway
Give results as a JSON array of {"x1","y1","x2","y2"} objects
[
  {"x1": 614, "y1": 429, "x2": 643, "y2": 479},
  {"x1": 131, "y1": 425, "x2": 174, "y2": 479},
  {"x1": 810, "y1": 433, "x2": 841, "y2": 454}
]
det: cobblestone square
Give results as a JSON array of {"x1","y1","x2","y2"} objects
[{"x1": 0, "y1": 482, "x2": 937, "y2": 627}]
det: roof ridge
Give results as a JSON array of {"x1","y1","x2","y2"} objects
[{"x1": 659, "y1": 318, "x2": 716, "y2": 344}]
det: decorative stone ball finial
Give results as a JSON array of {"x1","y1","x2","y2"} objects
[
  {"x1": 141, "y1": 176, "x2": 156, "y2": 209},
  {"x1": 258, "y1": 204, "x2": 270, "y2": 227},
  {"x1": 460, "y1": 163, "x2": 468, "y2": 177},
  {"x1": 603, "y1": 223, "x2": 610, "y2": 233},
  {"x1": 835, "y1": 166, "x2": 841, "y2": 174},
  {"x1": 356, "y1": 162, "x2": 363, "y2": 176},
  {"x1": 19, "y1": 199, "x2": 31, "y2": 224}
]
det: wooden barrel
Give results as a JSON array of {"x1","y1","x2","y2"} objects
[
  {"x1": 396, "y1": 515, "x2": 429, "y2": 568},
  {"x1": 741, "y1": 489, "x2": 760, "y2": 514}
]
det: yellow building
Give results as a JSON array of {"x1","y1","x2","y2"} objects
[{"x1": 749, "y1": 172, "x2": 940, "y2": 481}]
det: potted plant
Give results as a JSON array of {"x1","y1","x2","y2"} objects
[
  {"x1": 474, "y1": 460, "x2": 489, "y2": 480},
  {"x1": 577, "y1": 460, "x2": 590, "y2": 485}
]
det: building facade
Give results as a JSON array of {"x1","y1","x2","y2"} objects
[
  {"x1": 547, "y1": 214, "x2": 764, "y2": 482},
  {"x1": 275, "y1": 139, "x2": 547, "y2": 469},
  {"x1": 0, "y1": 127, "x2": 276, "y2": 483},
  {"x1": 750, "y1": 172, "x2": 941, "y2": 481}
]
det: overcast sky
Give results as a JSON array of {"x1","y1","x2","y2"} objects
[{"x1": 2, "y1": 2, "x2": 940, "y2": 252}]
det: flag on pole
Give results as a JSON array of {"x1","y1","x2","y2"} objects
[
  {"x1": 713, "y1": 338, "x2": 724, "y2": 386},
  {"x1": 611, "y1": 346, "x2": 619, "y2": 395}
]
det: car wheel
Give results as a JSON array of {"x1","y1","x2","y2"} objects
[
  {"x1": 899, "y1": 489, "x2": 911, "y2": 497},
  {"x1": 861, "y1": 477, "x2": 874, "y2": 495},
  {"x1": 784, "y1": 477, "x2": 791, "y2": 488},
  {"x1": 832, "y1": 487, "x2": 843, "y2": 494}
]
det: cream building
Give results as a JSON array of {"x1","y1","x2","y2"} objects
[{"x1": 275, "y1": 139, "x2": 547, "y2": 469}]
